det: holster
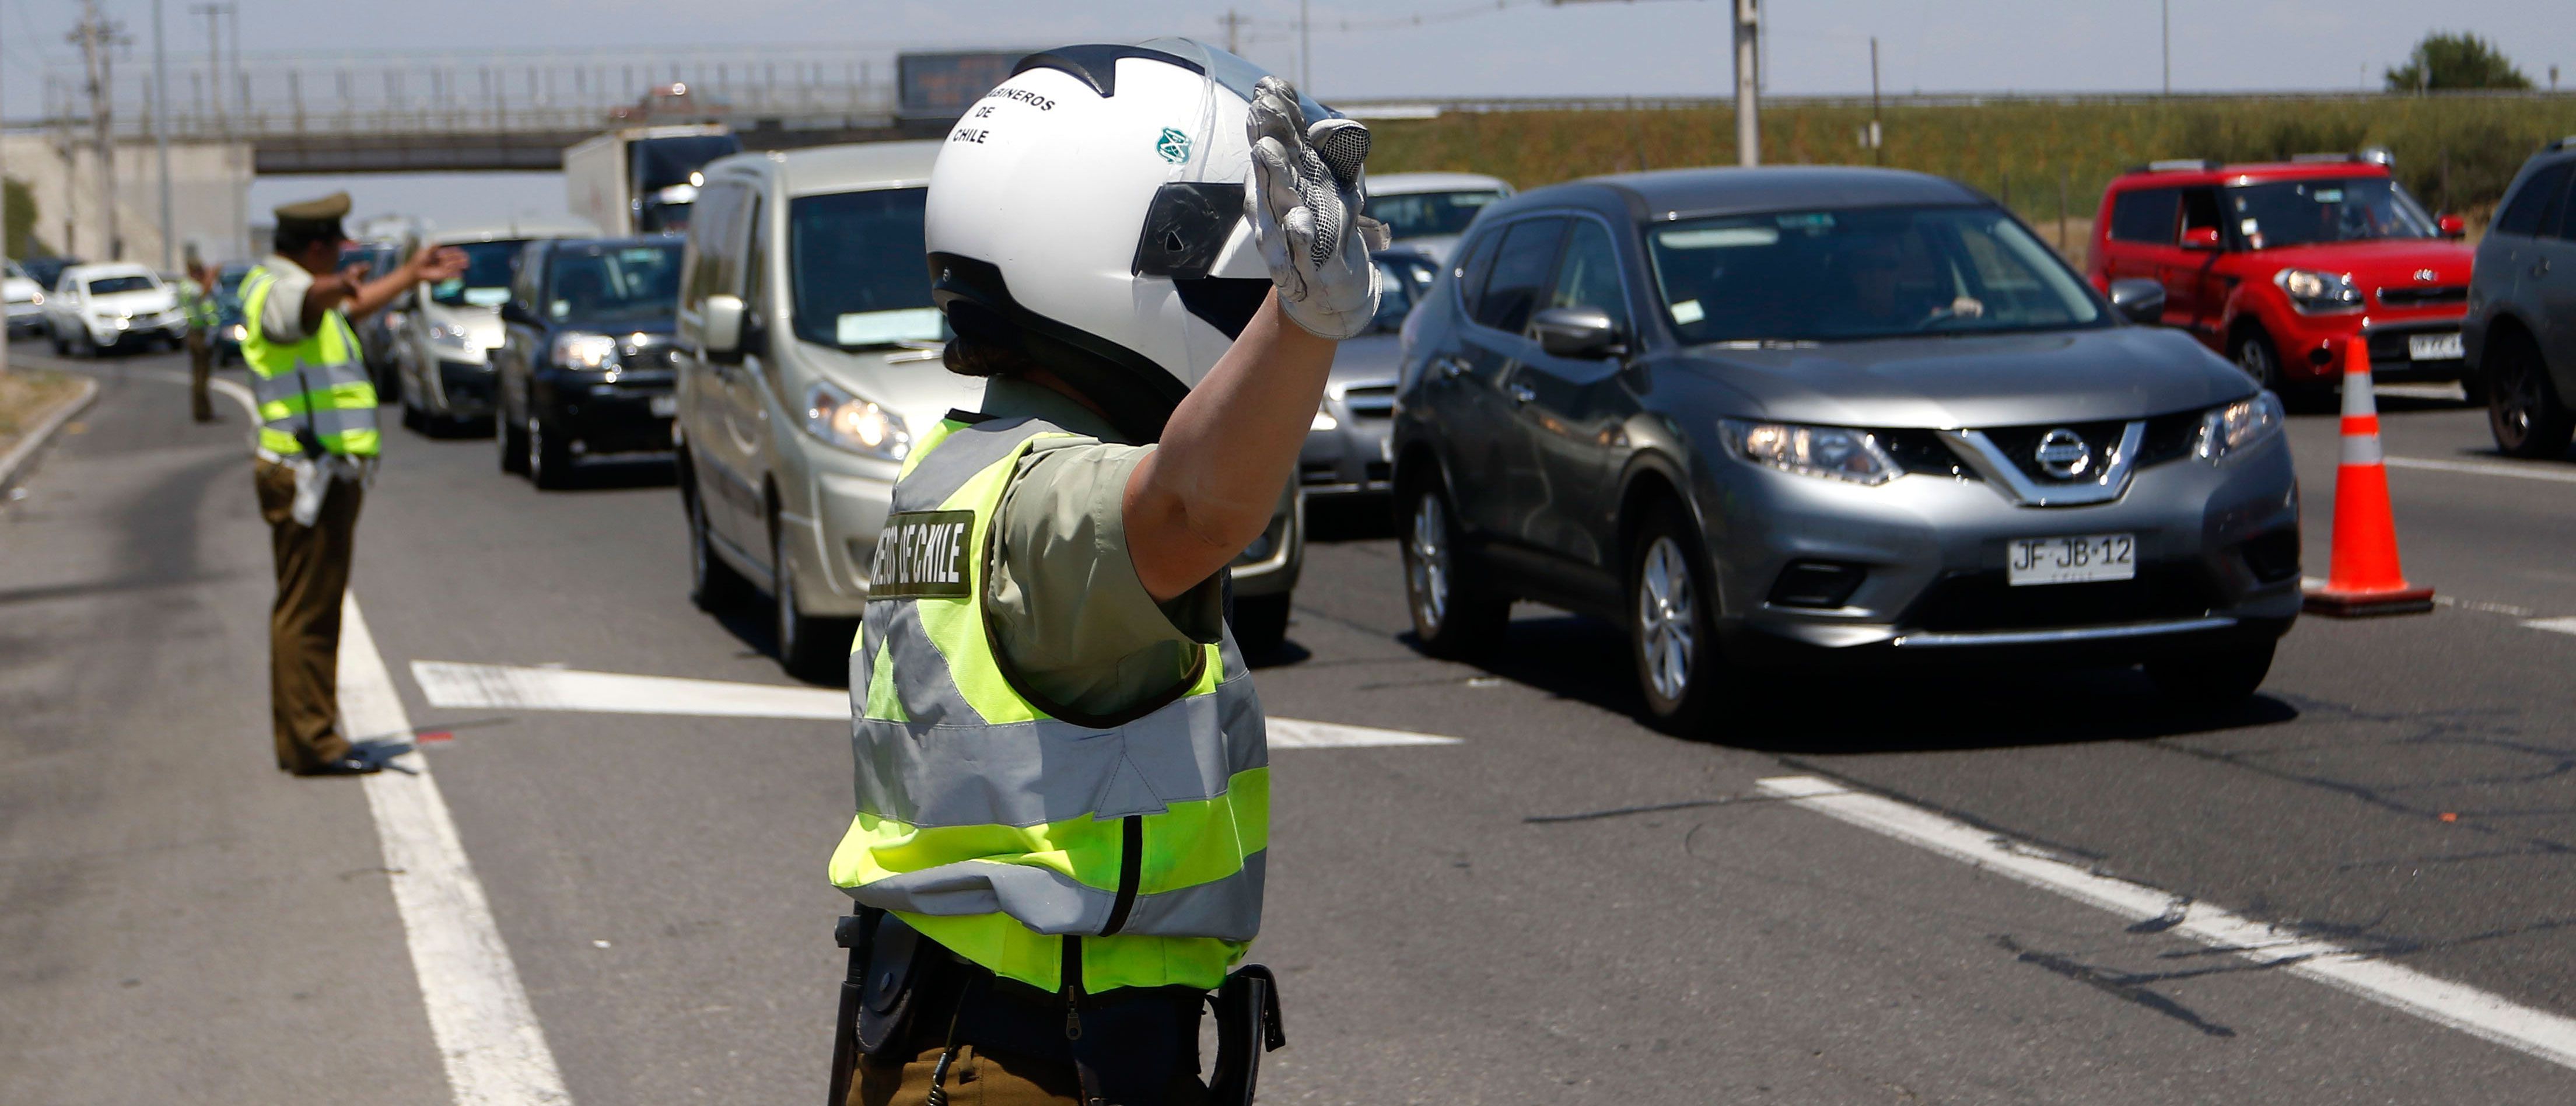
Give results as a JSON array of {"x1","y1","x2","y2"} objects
[
  {"x1": 828, "y1": 907, "x2": 926, "y2": 1106},
  {"x1": 1205, "y1": 965, "x2": 1286, "y2": 1106}
]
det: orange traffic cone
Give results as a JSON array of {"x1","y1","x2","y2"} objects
[{"x1": 2304, "y1": 337, "x2": 2434, "y2": 617}]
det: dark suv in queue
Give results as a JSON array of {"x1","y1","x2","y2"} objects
[
  {"x1": 1390, "y1": 167, "x2": 2301, "y2": 734},
  {"x1": 492, "y1": 237, "x2": 687, "y2": 488},
  {"x1": 2465, "y1": 138, "x2": 2576, "y2": 459}
]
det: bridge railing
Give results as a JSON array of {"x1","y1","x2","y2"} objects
[{"x1": 39, "y1": 47, "x2": 911, "y2": 141}]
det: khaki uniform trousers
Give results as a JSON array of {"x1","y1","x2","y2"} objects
[
  {"x1": 186, "y1": 328, "x2": 215, "y2": 422},
  {"x1": 853, "y1": 1044, "x2": 1210, "y2": 1106},
  {"x1": 254, "y1": 459, "x2": 364, "y2": 771}
]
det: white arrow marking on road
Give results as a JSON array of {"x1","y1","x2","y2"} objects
[
  {"x1": 345, "y1": 606, "x2": 573, "y2": 1105},
  {"x1": 1758, "y1": 775, "x2": 2576, "y2": 1072},
  {"x1": 410, "y1": 660, "x2": 1461, "y2": 748}
]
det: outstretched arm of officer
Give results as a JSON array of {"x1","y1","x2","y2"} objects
[
  {"x1": 301, "y1": 246, "x2": 470, "y2": 330},
  {"x1": 1125, "y1": 76, "x2": 1382, "y2": 602}
]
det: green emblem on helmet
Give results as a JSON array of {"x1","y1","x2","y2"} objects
[{"x1": 1156, "y1": 127, "x2": 1192, "y2": 164}]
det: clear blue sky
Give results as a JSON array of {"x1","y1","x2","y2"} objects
[{"x1": 4, "y1": 1, "x2": 2567, "y2": 234}]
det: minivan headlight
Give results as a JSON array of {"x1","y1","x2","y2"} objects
[
  {"x1": 802, "y1": 379, "x2": 909, "y2": 461},
  {"x1": 1718, "y1": 419, "x2": 1899, "y2": 485},
  {"x1": 552, "y1": 332, "x2": 620, "y2": 370},
  {"x1": 2197, "y1": 393, "x2": 2284, "y2": 463},
  {"x1": 2274, "y1": 268, "x2": 2362, "y2": 314}
]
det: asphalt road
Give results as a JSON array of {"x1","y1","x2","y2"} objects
[{"x1": 5, "y1": 348, "x2": 2574, "y2": 1104}]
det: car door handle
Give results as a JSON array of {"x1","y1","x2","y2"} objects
[
  {"x1": 2535, "y1": 259, "x2": 2553, "y2": 277},
  {"x1": 1506, "y1": 383, "x2": 1537, "y2": 405},
  {"x1": 1436, "y1": 356, "x2": 1467, "y2": 379}
]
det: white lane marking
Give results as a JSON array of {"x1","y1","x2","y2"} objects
[
  {"x1": 2374, "y1": 383, "x2": 2466, "y2": 401},
  {"x1": 343, "y1": 604, "x2": 574, "y2": 1104},
  {"x1": 1268, "y1": 716, "x2": 1461, "y2": 748},
  {"x1": 415, "y1": 660, "x2": 846, "y2": 719},
  {"x1": 1756, "y1": 775, "x2": 2576, "y2": 1071},
  {"x1": 2384, "y1": 456, "x2": 2576, "y2": 485},
  {"x1": 2524, "y1": 617, "x2": 2576, "y2": 636},
  {"x1": 409, "y1": 660, "x2": 1459, "y2": 748}
]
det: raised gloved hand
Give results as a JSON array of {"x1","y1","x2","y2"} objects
[{"x1": 1245, "y1": 76, "x2": 1386, "y2": 340}]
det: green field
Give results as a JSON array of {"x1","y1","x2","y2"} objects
[{"x1": 1370, "y1": 95, "x2": 2576, "y2": 231}]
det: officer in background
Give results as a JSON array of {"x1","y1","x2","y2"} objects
[
  {"x1": 244, "y1": 192, "x2": 464, "y2": 776},
  {"x1": 826, "y1": 41, "x2": 1381, "y2": 1106},
  {"x1": 181, "y1": 250, "x2": 219, "y2": 423}
]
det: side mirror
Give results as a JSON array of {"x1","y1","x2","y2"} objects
[
  {"x1": 699, "y1": 293, "x2": 745, "y2": 360},
  {"x1": 2107, "y1": 278, "x2": 2167, "y2": 325},
  {"x1": 1530, "y1": 305, "x2": 1625, "y2": 359},
  {"x1": 2437, "y1": 213, "x2": 2466, "y2": 239},
  {"x1": 2180, "y1": 226, "x2": 2222, "y2": 251},
  {"x1": 498, "y1": 300, "x2": 531, "y2": 325}
]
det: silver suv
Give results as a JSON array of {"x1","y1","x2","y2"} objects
[
  {"x1": 2466, "y1": 138, "x2": 2576, "y2": 459},
  {"x1": 674, "y1": 143, "x2": 1301, "y2": 681}
]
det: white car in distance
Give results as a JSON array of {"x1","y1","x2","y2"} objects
[
  {"x1": 44, "y1": 262, "x2": 187, "y2": 356},
  {"x1": 1362, "y1": 171, "x2": 1515, "y2": 264}
]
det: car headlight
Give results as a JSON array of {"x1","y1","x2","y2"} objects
[
  {"x1": 428, "y1": 322, "x2": 477, "y2": 351},
  {"x1": 2197, "y1": 393, "x2": 2284, "y2": 463},
  {"x1": 2274, "y1": 268, "x2": 2362, "y2": 314},
  {"x1": 1311, "y1": 404, "x2": 1339, "y2": 432},
  {"x1": 225, "y1": 323, "x2": 246, "y2": 342},
  {"x1": 802, "y1": 379, "x2": 909, "y2": 461},
  {"x1": 29, "y1": 292, "x2": 42, "y2": 305},
  {"x1": 552, "y1": 332, "x2": 620, "y2": 371},
  {"x1": 1718, "y1": 419, "x2": 1899, "y2": 485}
]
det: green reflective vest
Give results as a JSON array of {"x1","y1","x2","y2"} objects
[
  {"x1": 240, "y1": 265, "x2": 379, "y2": 458},
  {"x1": 829, "y1": 415, "x2": 1268, "y2": 997},
  {"x1": 180, "y1": 278, "x2": 218, "y2": 330}
]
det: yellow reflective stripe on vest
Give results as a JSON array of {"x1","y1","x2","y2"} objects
[
  {"x1": 832, "y1": 416, "x2": 1264, "y2": 994},
  {"x1": 242, "y1": 266, "x2": 378, "y2": 457}
]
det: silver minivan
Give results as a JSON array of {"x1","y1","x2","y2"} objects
[{"x1": 675, "y1": 142, "x2": 1301, "y2": 680}]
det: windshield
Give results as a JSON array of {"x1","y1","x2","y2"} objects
[
  {"x1": 632, "y1": 135, "x2": 741, "y2": 191},
  {"x1": 1647, "y1": 205, "x2": 2105, "y2": 344},
  {"x1": 1370, "y1": 253, "x2": 1442, "y2": 331},
  {"x1": 340, "y1": 244, "x2": 399, "y2": 275},
  {"x1": 547, "y1": 242, "x2": 683, "y2": 323},
  {"x1": 26, "y1": 258, "x2": 75, "y2": 286},
  {"x1": 1367, "y1": 190, "x2": 1504, "y2": 240},
  {"x1": 2226, "y1": 177, "x2": 2435, "y2": 249},
  {"x1": 788, "y1": 187, "x2": 943, "y2": 349},
  {"x1": 86, "y1": 275, "x2": 158, "y2": 295},
  {"x1": 428, "y1": 240, "x2": 530, "y2": 307}
]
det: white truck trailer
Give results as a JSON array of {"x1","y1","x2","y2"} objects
[{"x1": 564, "y1": 124, "x2": 743, "y2": 236}]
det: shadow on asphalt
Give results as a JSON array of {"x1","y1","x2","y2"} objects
[{"x1": 1396, "y1": 609, "x2": 2298, "y2": 755}]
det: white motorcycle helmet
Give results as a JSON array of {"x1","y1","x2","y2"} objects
[{"x1": 925, "y1": 38, "x2": 1337, "y2": 438}]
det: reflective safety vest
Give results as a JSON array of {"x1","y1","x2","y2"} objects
[
  {"x1": 180, "y1": 278, "x2": 219, "y2": 330},
  {"x1": 240, "y1": 265, "x2": 379, "y2": 458},
  {"x1": 829, "y1": 415, "x2": 1268, "y2": 996}
]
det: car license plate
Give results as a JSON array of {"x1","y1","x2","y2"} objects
[
  {"x1": 649, "y1": 394, "x2": 677, "y2": 418},
  {"x1": 2007, "y1": 533, "x2": 2136, "y2": 586},
  {"x1": 2408, "y1": 331, "x2": 2463, "y2": 361}
]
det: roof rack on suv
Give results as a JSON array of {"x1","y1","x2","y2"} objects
[
  {"x1": 2289, "y1": 152, "x2": 2360, "y2": 163},
  {"x1": 2549, "y1": 136, "x2": 2576, "y2": 152},
  {"x1": 2140, "y1": 159, "x2": 2221, "y2": 173}
]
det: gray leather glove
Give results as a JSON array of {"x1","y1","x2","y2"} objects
[{"x1": 1245, "y1": 76, "x2": 1386, "y2": 340}]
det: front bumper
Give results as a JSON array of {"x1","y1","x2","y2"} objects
[
  {"x1": 2267, "y1": 305, "x2": 2467, "y2": 384},
  {"x1": 541, "y1": 372, "x2": 676, "y2": 456},
  {"x1": 432, "y1": 359, "x2": 496, "y2": 416},
  {"x1": 1300, "y1": 387, "x2": 1396, "y2": 495},
  {"x1": 1706, "y1": 428, "x2": 2301, "y2": 667}
]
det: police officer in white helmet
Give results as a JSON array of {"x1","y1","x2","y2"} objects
[{"x1": 824, "y1": 40, "x2": 1380, "y2": 1106}]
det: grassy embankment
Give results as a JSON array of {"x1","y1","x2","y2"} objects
[
  {"x1": 0, "y1": 369, "x2": 83, "y2": 459},
  {"x1": 1371, "y1": 96, "x2": 2576, "y2": 251}
]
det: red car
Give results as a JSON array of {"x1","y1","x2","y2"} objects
[{"x1": 2089, "y1": 155, "x2": 2472, "y2": 399}]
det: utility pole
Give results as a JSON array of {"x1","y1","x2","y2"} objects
[
  {"x1": 72, "y1": 0, "x2": 132, "y2": 261},
  {"x1": 1868, "y1": 36, "x2": 1882, "y2": 166},
  {"x1": 1220, "y1": 9, "x2": 1246, "y2": 56},
  {"x1": 2161, "y1": 0, "x2": 2170, "y2": 96},
  {"x1": 1299, "y1": 0, "x2": 1311, "y2": 92},
  {"x1": 192, "y1": 4, "x2": 229, "y2": 135},
  {"x1": 1733, "y1": 0, "x2": 1760, "y2": 166},
  {"x1": 154, "y1": 0, "x2": 176, "y2": 271}
]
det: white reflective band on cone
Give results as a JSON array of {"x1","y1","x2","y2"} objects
[{"x1": 2342, "y1": 432, "x2": 2384, "y2": 466}]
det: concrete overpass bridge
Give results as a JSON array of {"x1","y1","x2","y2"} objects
[{"x1": 29, "y1": 44, "x2": 958, "y2": 174}]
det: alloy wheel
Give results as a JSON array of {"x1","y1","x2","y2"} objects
[
  {"x1": 1407, "y1": 493, "x2": 1451, "y2": 632},
  {"x1": 2497, "y1": 357, "x2": 2542, "y2": 446},
  {"x1": 1636, "y1": 536, "x2": 1696, "y2": 702},
  {"x1": 2234, "y1": 336, "x2": 2278, "y2": 391}
]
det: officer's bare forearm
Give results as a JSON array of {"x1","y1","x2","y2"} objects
[{"x1": 1125, "y1": 290, "x2": 1335, "y2": 601}]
